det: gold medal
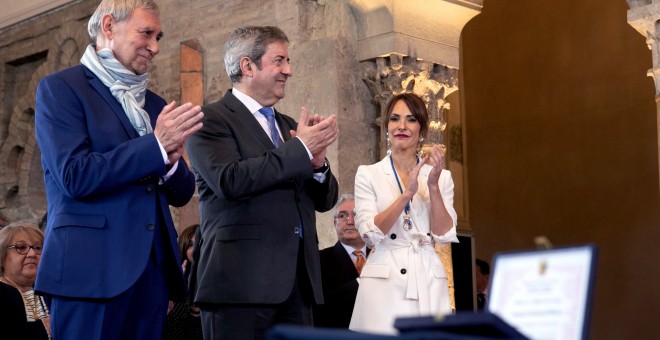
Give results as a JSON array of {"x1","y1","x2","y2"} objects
[{"x1": 390, "y1": 155, "x2": 416, "y2": 233}]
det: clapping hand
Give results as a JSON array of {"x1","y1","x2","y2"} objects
[
  {"x1": 426, "y1": 144, "x2": 446, "y2": 185},
  {"x1": 404, "y1": 158, "x2": 427, "y2": 199},
  {"x1": 154, "y1": 101, "x2": 204, "y2": 165},
  {"x1": 290, "y1": 107, "x2": 338, "y2": 168}
]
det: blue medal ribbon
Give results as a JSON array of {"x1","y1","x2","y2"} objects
[{"x1": 389, "y1": 155, "x2": 419, "y2": 231}]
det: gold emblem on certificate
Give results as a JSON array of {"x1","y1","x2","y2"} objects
[{"x1": 403, "y1": 214, "x2": 412, "y2": 231}]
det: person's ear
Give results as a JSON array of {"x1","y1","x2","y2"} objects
[
  {"x1": 100, "y1": 14, "x2": 115, "y2": 40},
  {"x1": 240, "y1": 57, "x2": 253, "y2": 77}
]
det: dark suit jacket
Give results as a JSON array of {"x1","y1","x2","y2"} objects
[
  {"x1": 186, "y1": 90, "x2": 338, "y2": 305},
  {"x1": 34, "y1": 65, "x2": 192, "y2": 299},
  {"x1": 314, "y1": 242, "x2": 369, "y2": 328}
]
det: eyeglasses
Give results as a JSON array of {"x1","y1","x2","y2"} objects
[
  {"x1": 7, "y1": 243, "x2": 43, "y2": 255},
  {"x1": 335, "y1": 211, "x2": 356, "y2": 222}
]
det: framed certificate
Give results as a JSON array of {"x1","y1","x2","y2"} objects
[{"x1": 487, "y1": 244, "x2": 598, "y2": 340}]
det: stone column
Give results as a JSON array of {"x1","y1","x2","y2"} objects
[
  {"x1": 627, "y1": 0, "x2": 660, "y2": 187},
  {"x1": 349, "y1": 0, "x2": 482, "y2": 311}
]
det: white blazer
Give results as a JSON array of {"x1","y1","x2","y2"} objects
[{"x1": 350, "y1": 156, "x2": 459, "y2": 335}]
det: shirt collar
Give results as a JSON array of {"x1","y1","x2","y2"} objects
[
  {"x1": 232, "y1": 87, "x2": 268, "y2": 114},
  {"x1": 340, "y1": 241, "x2": 367, "y2": 256}
]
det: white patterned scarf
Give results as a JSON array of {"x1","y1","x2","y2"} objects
[{"x1": 80, "y1": 44, "x2": 153, "y2": 136}]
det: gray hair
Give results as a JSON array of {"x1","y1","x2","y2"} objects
[
  {"x1": 224, "y1": 26, "x2": 289, "y2": 83},
  {"x1": 88, "y1": 0, "x2": 160, "y2": 42},
  {"x1": 332, "y1": 193, "x2": 355, "y2": 219},
  {"x1": 0, "y1": 223, "x2": 44, "y2": 276}
]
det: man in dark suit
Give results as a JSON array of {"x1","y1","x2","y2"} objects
[
  {"x1": 475, "y1": 258, "x2": 490, "y2": 310},
  {"x1": 314, "y1": 194, "x2": 369, "y2": 328},
  {"x1": 34, "y1": 0, "x2": 203, "y2": 338},
  {"x1": 186, "y1": 25, "x2": 339, "y2": 339}
]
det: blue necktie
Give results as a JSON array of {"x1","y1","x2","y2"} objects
[
  {"x1": 259, "y1": 107, "x2": 283, "y2": 147},
  {"x1": 259, "y1": 107, "x2": 301, "y2": 238}
]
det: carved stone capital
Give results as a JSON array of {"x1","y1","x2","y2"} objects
[
  {"x1": 361, "y1": 54, "x2": 458, "y2": 159},
  {"x1": 628, "y1": 1, "x2": 660, "y2": 95}
]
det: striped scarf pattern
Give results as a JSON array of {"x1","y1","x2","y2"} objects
[{"x1": 80, "y1": 44, "x2": 153, "y2": 136}]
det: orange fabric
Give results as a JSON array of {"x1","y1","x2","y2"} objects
[{"x1": 353, "y1": 250, "x2": 366, "y2": 275}]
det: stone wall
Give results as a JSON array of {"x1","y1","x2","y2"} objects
[
  {"x1": 152, "y1": 0, "x2": 378, "y2": 246},
  {"x1": 0, "y1": 0, "x2": 377, "y2": 248},
  {"x1": 0, "y1": 0, "x2": 96, "y2": 224}
]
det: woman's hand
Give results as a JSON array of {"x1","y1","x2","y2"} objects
[
  {"x1": 405, "y1": 157, "x2": 427, "y2": 199},
  {"x1": 426, "y1": 144, "x2": 446, "y2": 186}
]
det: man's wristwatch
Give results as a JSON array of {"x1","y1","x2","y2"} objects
[{"x1": 313, "y1": 160, "x2": 329, "y2": 173}]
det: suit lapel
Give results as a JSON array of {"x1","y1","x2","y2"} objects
[
  {"x1": 223, "y1": 91, "x2": 278, "y2": 149},
  {"x1": 380, "y1": 156, "x2": 394, "y2": 176},
  {"x1": 143, "y1": 92, "x2": 161, "y2": 126},
  {"x1": 379, "y1": 157, "x2": 400, "y2": 198},
  {"x1": 84, "y1": 67, "x2": 140, "y2": 139},
  {"x1": 333, "y1": 242, "x2": 359, "y2": 276},
  {"x1": 273, "y1": 109, "x2": 293, "y2": 143}
]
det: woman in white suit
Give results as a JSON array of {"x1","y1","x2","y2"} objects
[{"x1": 349, "y1": 93, "x2": 458, "y2": 335}]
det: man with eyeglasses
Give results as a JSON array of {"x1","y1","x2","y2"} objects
[{"x1": 313, "y1": 193, "x2": 369, "y2": 328}]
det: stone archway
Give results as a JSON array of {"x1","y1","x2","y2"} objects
[{"x1": 0, "y1": 20, "x2": 87, "y2": 223}]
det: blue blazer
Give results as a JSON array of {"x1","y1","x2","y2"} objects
[{"x1": 34, "y1": 65, "x2": 193, "y2": 299}]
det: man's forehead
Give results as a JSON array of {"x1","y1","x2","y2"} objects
[
  {"x1": 127, "y1": 8, "x2": 161, "y2": 27},
  {"x1": 264, "y1": 41, "x2": 288, "y2": 55},
  {"x1": 338, "y1": 201, "x2": 355, "y2": 210}
]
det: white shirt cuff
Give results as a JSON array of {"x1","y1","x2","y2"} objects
[{"x1": 155, "y1": 136, "x2": 178, "y2": 183}]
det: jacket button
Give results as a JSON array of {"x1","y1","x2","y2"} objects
[
  {"x1": 390, "y1": 233, "x2": 397, "y2": 240},
  {"x1": 146, "y1": 186, "x2": 154, "y2": 194},
  {"x1": 294, "y1": 226, "x2": 300, "y2": 234},
  {"x1": 147, "y1": 224, "x2": 155, "y2": 231},
  {"x1": 400, "y1": 268, "x2": 407, "y2": 275}
]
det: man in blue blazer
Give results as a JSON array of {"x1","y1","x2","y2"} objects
[
  {"x1": 34, "y1": 0, "x2": 203, "y2": 338},
  {"x1": 186, "y1": 26, "x2": 339, "y2": 339}
]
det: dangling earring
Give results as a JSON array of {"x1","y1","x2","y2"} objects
[{"x1": 386, "y1": 132, "x2": 392, "y2": 156}]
